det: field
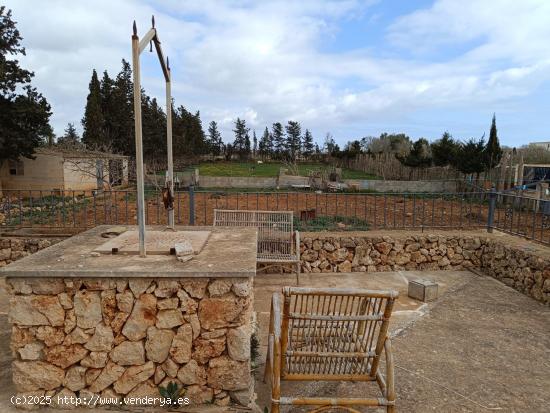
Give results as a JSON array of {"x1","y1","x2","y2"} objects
[{"x1": 192, "y1": 161, "x2": 378, "y2": 179}]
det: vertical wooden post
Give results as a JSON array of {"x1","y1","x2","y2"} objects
[
  {"x1": 132, "y1": 22, "x2": 146, "y2": 257},
  {"x1": 166, "y1": 59, "x2": 174, "y2": 229}
]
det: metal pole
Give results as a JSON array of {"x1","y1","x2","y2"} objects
[
  {"x1": 132, "y1": 22, "x2": 146, "y2": 257},
  {"x1": 487, "y1": 186, "x2": 496, "y2": 233},
  {"x1": 189, "y1": 185, "x2": 195, "y2": 225},
  {"x1": 166, "y1": 61, "x2": 174, "y2": 229}
]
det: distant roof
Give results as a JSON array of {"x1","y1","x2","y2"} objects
[{"x1": 36, "y1": 147, "x2": 129, "y2": 159}]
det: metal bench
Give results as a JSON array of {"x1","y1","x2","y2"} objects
[{"x1": 213, "y1": 209, "x2": 300, "y2": 284}]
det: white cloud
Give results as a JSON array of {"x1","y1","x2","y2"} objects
[{"x1": 4, "y1": 0, "x2": 550, "y2": 146}]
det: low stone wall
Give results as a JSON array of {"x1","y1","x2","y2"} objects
[
  {"x1": 199, "y1": 176, "x2": 277, "y2": 188},
  {"x1": 0, "y1": 238, "x2": 61, "y2": 267},
  {"x1": 6, "y1": 276, "x2": 253, "y2": 409},
  {"x1": 300, "y1": 233, "x2": 550, "y2": 305},
  {"x1": 343, "y1": 179, "x2": 456, "y2": 192}
]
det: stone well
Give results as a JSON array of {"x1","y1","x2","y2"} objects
[{"x1": 1, "y1": 226, "x2": 257, "y2": 409}]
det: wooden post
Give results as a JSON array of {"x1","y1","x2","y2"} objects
[{"x1": 132, "y1": 22, "x2": 146, "y2": 257}]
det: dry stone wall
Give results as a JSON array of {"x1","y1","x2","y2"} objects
[
  {"x1": 300, "y1": 234, "x2": 550, "y2": 305},
  {"x1": 0, "y1": 238, "x2": 61, "y2": 267},
  {"x1": 6, "y1": 276, "x2": 254, "y2": 409}
]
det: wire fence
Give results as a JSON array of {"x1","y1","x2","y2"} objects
[{"x1": 1, "y1": 188, "x2": 549, "y2": 245}]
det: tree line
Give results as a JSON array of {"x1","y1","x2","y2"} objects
[{"x1": 334, "y1": 115, "x2": 503, "y2": 177}]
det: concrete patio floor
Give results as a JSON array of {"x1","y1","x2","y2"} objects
[
  {"x1": 0, "y1": 269, "x2": 548, "y2": 412},
  {"x1": 254, "y1": 270, "x2": 550, "y2": 413}
]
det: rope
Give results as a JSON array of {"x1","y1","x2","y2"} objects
[{"x1": 396, "y1": 365, "x2": 503, "y2": 410}]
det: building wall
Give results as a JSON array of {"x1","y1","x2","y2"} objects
[
  {"x1": 62, "y1": 158, "x2": 105, "y2": 191},
  {"x1": 0, "y1": 154, "x2": 65, "y2": 191}
]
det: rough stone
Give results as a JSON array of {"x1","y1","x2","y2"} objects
[
  {"x1": 199, "y1": 297, "x2": 247, "y2": 330},
  {"x1": 207, "y1": 356, "x2": 249, "y2": 390},
  {"x1": 169, "y1": 324, "x2": 193, "y2": 364},
  {"x1": 227, "y1": 325, "x2": 250, "y2": 361},
  {"x1": 51, "y1": 388, "x2": 78, "y2": 410},
  {"x1": 110, "y1": 340, "x2": 145, "y2": 365},
  {"x1": 208, "y1": 280, "x2": 232, "y2": 297},
  {"x1": 113, "y1": 361, "x2": 155, "y2": 394},
  {"x1": 156, "y1": 309, "x2": 184, "y2": 329},
  {"x1": 88, "y1": 360, "x2": 126, "y2": 393},
  {"x1": 18, "y1": 342, "x2": 44, "y2": 360},
  {"x1": 154, "y1": 280, "x2": 180, "y2": 297},
  {"x1": 57, "y1": 293, "x2": 73, "y2": 310},
  {"x1": 122, "y1": 293, "x2": 157, "y2": 341},
  {"x1": 126, "y1": 379, "x2": 159, "y2": 403},
  {"x1": 161, "y1": 358, "x2": 179, "y2": 378},
  {"x1": 64, "y1": 365, "x2": 87, "y2": 391},
  {"x1": 84, "y1": 323, "x2": 114, "y2": 352},
  {"x1": 13, "y1": 361, "x2": 65, "y2": 391},
  {"x1": 177, "y1": 359, "x2": 207, "y2": 385},
  {"x1": 145, "y1": 326, "x2": 175, "y2": 363},
  {"x1": 231, "y1": 280, "x2": 250, "y2": 297},
  {"x1": 74, "y1": 291, "x2": 102, "y2": 329},
  {"x1": 80, "y1": 351, "x2": 108, "y2": 368},
  {"x1": 128, "y1": 279, "x2": 151, "y2": 297},
  {"x1": 9, "y1": 295, "x2": 64, "y2": 326},
  {"x1": 157, "y1": 297, "x2": 179, "y2": 310},
  {"x1": 181, "y1": 279, "x2": 209, "y2": 299},
  {"x1": 63, "y1": 327, "x2": 90, "y2": 346},
  {"x1": 35, "y1": 326, "x2": 64, "y2": 346},
  {"x1": 100, "y1": 289, "x2": 117, "y2": 326},
  {"x1": 186, "y1": 385, "x2": 213, "y2": 405},
  {"x1": 192, "y1": 337, "x2": 225, "y2": 364},
  {"x1": 177, "y1": 289, "x2": 198, "y2": 314},
  {"x1": 44, "y1": 344, "x2": 88, "y2": 369},
  {"x1": 116, "y1": 290, "x2": 134, "y2": 313}
]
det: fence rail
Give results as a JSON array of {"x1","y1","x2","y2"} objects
[{"x1": 1, "y1": 188, "x2": 549, "y2": 245}]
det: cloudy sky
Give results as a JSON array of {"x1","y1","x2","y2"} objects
[{"x1": 5, "y1": 0, "x2": 550, "y2": 147}]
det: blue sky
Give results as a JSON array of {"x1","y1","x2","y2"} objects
[{"x1": 5, "y1": 0, "x2": 550, "y2": 148}]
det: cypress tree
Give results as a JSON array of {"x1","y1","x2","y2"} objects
[
  {"x1": 484, "y1": 114, "x2": 502, "y2": 169},
  {"x1": 82, "y1": 69, "x2": 105, "y2": 148}
]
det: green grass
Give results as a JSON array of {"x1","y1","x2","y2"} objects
[
  {"x1": 294, "y1": 215, "x2": 369, "y2": 231},
  {"x1": 193, "y1": 161, "x2": 377, "y2": 180}
]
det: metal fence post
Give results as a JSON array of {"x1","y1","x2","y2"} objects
[
  {"x1": 189, "y1": 185, "x2": 195, "y2": 225},
  {"x1": 487, "y1": 187, "x2": 497, "y2": 233}
]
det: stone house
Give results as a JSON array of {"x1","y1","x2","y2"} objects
[{"x1": 0, "y1": 148, "x2": 129, "y2": 193}]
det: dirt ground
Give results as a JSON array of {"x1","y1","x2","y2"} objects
[{"x1": 7, "y1": 191, "x2": 548, "y2": 244}]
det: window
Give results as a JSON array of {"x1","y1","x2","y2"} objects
[{"x1": 8, "y1": 160, "x2": 24, "y2": 176}]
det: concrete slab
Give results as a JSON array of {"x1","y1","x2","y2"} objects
[{"x1": 0, "y1": 225, "x2": 257, "y2": 278}]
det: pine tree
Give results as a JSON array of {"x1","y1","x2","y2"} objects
[
  {"x1": 302, "y1": 129, "x2": 314, "y2": 159},
  {"x1": 455, "y1": 137, "x2": 487, "y2": 178},
  {"x1": 244, "y1": 132, "x2": 251, "y2": 158},
  {"x1": 0, "y1": 7, "x2": 52, "y2": 163},
  {"x1": 431, "y1": 131, "x2": 459, "y2": 167},
  {"x1": 484, "y1": 114, "x2": 502, "y2": 169},
  {"x1": 272, "y1": 122, "x2": 285, "y2": 159},
  {"x1": 81, "y1": 69, "x2": 105, "y2": 148},
  {"x1": 172, "y1": 106, "x2": 207, "y2": 156},
  {"x1": 232, "y1": 118, "x2": 249, "y2": 159},
  {"x1": 207, "y1": 121, "x2": 223, "y2": 155},
  {"x1": 99, "y1": 70, "x2": 114, "y2": 147},
  {"x1": 258, "y1": 127, "x2": 271, "y2": 159},
  {"x1": 57, "y1": 123, "x2": 80, "y2": 146},
  {"x1": 285, "y1": 121, "x2": 301, "y2": 161}
]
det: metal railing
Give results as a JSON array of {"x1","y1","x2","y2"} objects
[{"x1": 1, "y1": 188, "x2": 548, "y2": 245}]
